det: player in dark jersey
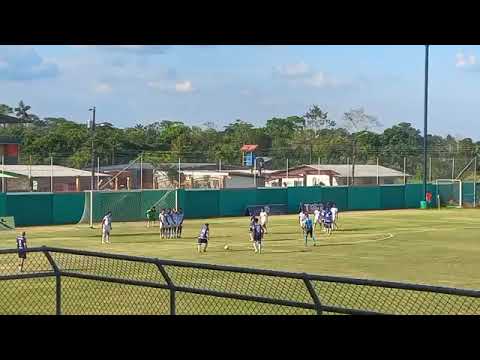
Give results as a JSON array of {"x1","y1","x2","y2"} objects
[
  {"x1": 323, "y1": 207, "x2": 333, "y2": 235},
  {"x1": 16, "y1": 232, "x2": 27, "y2": 272},
  {"x1": 249, "y1": 215, "x2": 256, "y2": 242},
  {"x1": 252, "y1": 218, "x2": 264, "y2": 253},
  {"x1": 177, "y1": 208, "x2": 184, "y2": 238},
  {"x1": 319, "y1": 203, "x2": 326, "y2": 232},
  {"x1": 303, "y1": 215, "x2": 317, "y2": 246},
  {"x1": 197, "y1": 223, "x2": 209, "y2": 253}
]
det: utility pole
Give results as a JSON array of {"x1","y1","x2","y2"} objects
[
  {"x1": 89, "y1": 106, "x2": 96, "y2": 191},
  {"x1": 423, "y1": 45, "x2": 429, "y2": 201}
]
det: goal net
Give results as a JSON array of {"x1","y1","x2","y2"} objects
[
  {"x1": 435, "y1": 179, "x2": 462, "y2": 208},
  {"x1": 78, "y1": 189, "x2": 177, "y2": 227}
]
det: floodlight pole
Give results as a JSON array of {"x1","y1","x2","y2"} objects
[
  {"x1": 423, "y1": 45, "x2": 429, "y2": 201},
  {"x1": 89, "y1": 106, "x2": 96, "y2": 191}
]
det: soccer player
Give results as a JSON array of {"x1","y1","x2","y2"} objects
[
  {"x1": 299, "y1": 208, "x2": 307, "y2": 233},
  {"x1": 248, "y1": 215, "x2": 256, "y2": 242},
  {"x1": 303, "y1": 215, "x2": 317, "y2": 246},
  {"x1": 259, "y1": 208, "x2": 268, "y2": 234},
  {"x1": 313, "y1": 206, "x2": 321, "y2": 231},
  {"x1": 252, "y1": 218, "x2": 264, "y2": 253},
  {"x1": 197, "y1": 223, "x2": 209, "y2": 253},
  {"x1": 146, "y1": 206, "x2": 157, "y2": 228},
  {"x1": 16, "y1": 231, "x2": 27, "y2": 272},
  {"x1": 319, "y1": 203, "x2": 326, "y2": 232},
  {"x1": 101, "y1": 211, "x2": 112, "y2": 244},
  {"x1": 159, "y1": 209, "x2": 166, "y2": 239},
  {"x1": 323, "y1": 207, "x2": 333, "y2": 235},
  {"x1": 177, "y1": 208, "x2": 184, "y2": 238},
  {"x1": 172, "y1": 209, "x2": 179, "y2": 238},
  {"x1": 164, "y1": 209, "x2": 173, "y2": 238},
  {"x1": 330, "y1": 203, "x2": 339, "y2": 230}
]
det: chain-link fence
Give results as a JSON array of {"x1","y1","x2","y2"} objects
[
  {"x1": 1, "y1": 246, "x2": 479, "y2": 315},
  {"x1": 3, "y1": 152, "x2": 478, "y2": 192}
]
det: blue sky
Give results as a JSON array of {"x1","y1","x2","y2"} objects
[{"x1": 0, "y1": 45, "x2": 479, "y2": 138}]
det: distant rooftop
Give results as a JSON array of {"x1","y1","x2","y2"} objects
[
  {"x1": 4, "y1": 165, "x2": 108, "y2": 178},
  {"x1": 307, "y1": 164, "x2": 409, "y2": 178},
  {"x1": 240, "y1": 144, "x2": 258, "y2": 152},
  {"x1": 0, "y1": 114, "x2": 30, "y2": 124}
]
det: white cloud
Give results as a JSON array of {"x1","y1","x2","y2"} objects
[
  {"x1": 456, "y1": 51, "x2": 479, "y2": 71},
  {"x1": 175, "y1": 80, "x2": 194, "y2": 93},
  {"x1": 275, "y1": 62, "x2": 310, "y2": 77},
  {"x1": 274, "y1": 61, "x2": 341, "y2": 88},
  {"x1": 94, "y1": 82, "x2": 112, "y2": 94}
]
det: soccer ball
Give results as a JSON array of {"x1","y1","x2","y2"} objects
[{"x1": 224, "y1": 244, "x2": 229, "y2": 250}]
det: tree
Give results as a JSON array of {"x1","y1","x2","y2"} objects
[
  {"x1": 304, "y1": 105, "x2": 335, "y2": 131},
  {"x1": 0, "y1": 104, "x2": 13, "y2": 115},
  {"x1": 343, "y1": 108, "x2": 381, "y2": 184}
]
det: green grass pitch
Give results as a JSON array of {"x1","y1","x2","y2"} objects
[{"x1": 0, "y1": 208, "x2": 479, "y2": 290}]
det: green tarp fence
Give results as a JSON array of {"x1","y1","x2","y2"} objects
[{"x1": 1, "y1": 182, "x2": 478, "y2": 226}]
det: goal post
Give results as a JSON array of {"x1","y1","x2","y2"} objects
[
  {"x1": 435, "y1": 179, "x2": 462, "y2": 208},
  {"x1": 78, "y1": 189, "x2": 178, "y2": 226}
]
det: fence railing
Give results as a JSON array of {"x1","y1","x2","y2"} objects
[{"x1": 1, "y1": 246, "x2": 479, "y2": 315}]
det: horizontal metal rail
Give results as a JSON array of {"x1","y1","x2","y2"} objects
[{"x1": 0, "y1": 246, "x2": 478, "y2": 315}]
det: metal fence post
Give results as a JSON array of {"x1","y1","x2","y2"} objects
[
  {"x1": 303, "y1": 275, "x2": 322, "y2": 315},
  {"x1": 156, "y1": 263, "x2": 175, "y2": 315},
  {"x1": 43, "y1": 248, "x2": 61, "y2": 315}
]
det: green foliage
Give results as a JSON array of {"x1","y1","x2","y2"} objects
[{"x1": 0, "y1": 101, "x2": 477, "y2": 180}]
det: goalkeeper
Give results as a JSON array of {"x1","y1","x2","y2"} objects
[{"x1": 146, "y1": 206, "x2": 157, "y2": 228}]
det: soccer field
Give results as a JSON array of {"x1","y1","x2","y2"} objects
[{"x1": 0, "y1": 208, "x2": 479, "y2": 290}]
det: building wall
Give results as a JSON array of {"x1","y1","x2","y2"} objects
[
  {"x1": 306, "y1": 175, "x2": 337, "y2": 186},
  {"x1": 225, "y1": 175, "x2": 265, "y2": 188},
  {"x1": 5, "y1": 176, "x2": 97, "y2": 192}
]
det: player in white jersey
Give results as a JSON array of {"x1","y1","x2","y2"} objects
[
  {"x1": 259, "y1": 208, "x2": 268, "y2": 234},
  {"x1": 313, "y1": 207, "x2": 321, "y2": 231},
  {"x1": 330, "y1": 203, "x2": 338, "y2": 230},
  {"x1": 159, "y1": 209, "x2": 166, "y2": 239},
  {"x1": 101, "y1": 211, "x2": 112, "y2": 244},
  {"x1": 299, "y1": 209, "x2": 307, "y2": 233}
]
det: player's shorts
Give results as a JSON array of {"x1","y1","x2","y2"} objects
[
  {"x1": 102, "y1": 226, "x2": 111, "y2": 235},
  {"x1": 254, "y1": 236, "x2": 262, "y2": 243},
  {"x1": 305, "y1": 229, "x2": 313, "y2": 237},
  {"x1": 324, "y1": 222, "x2": 332, "y2": 229},
  {"x1": 260, "y1": 219, "x2": 267, "y2": 226},
  {"x1": 198, "y1": 237, "x2": 208, "y2": 244},
  {"x1": 18, "y1": 251, "x2": 26, "y2": 259}
]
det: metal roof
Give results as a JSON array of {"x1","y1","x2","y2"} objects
[
  {"x1": 1, "y1": 165, "x2": 109, "y2": 178},
  {"x1": 307, "y1": 164, "x2": 409, "y2": 177}
]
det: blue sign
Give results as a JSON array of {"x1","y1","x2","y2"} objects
[{"x1": 243, "y1": 153, "x2": 256, "y2": 167}]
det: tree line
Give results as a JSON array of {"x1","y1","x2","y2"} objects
[{"x1": 0, "y1": 101, "x2": 478, "y2": 182}]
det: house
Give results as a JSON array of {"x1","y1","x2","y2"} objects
[
  {"x1": 98, "y1": 163, "x2": 156, "y2": 190},
  {"x1": 266, "y1": 164, "x2": 410, "y2": 187},
  {"x1": 1, "y1": 165, "x2": 109, "y2": 192},
  {"x1": 154, "y1": 169, "x2": 266, "y2": 189}
]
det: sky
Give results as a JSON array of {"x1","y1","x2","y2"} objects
[{"x1": 0, "y1": 45, "x2": 479, "y2": 138}]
